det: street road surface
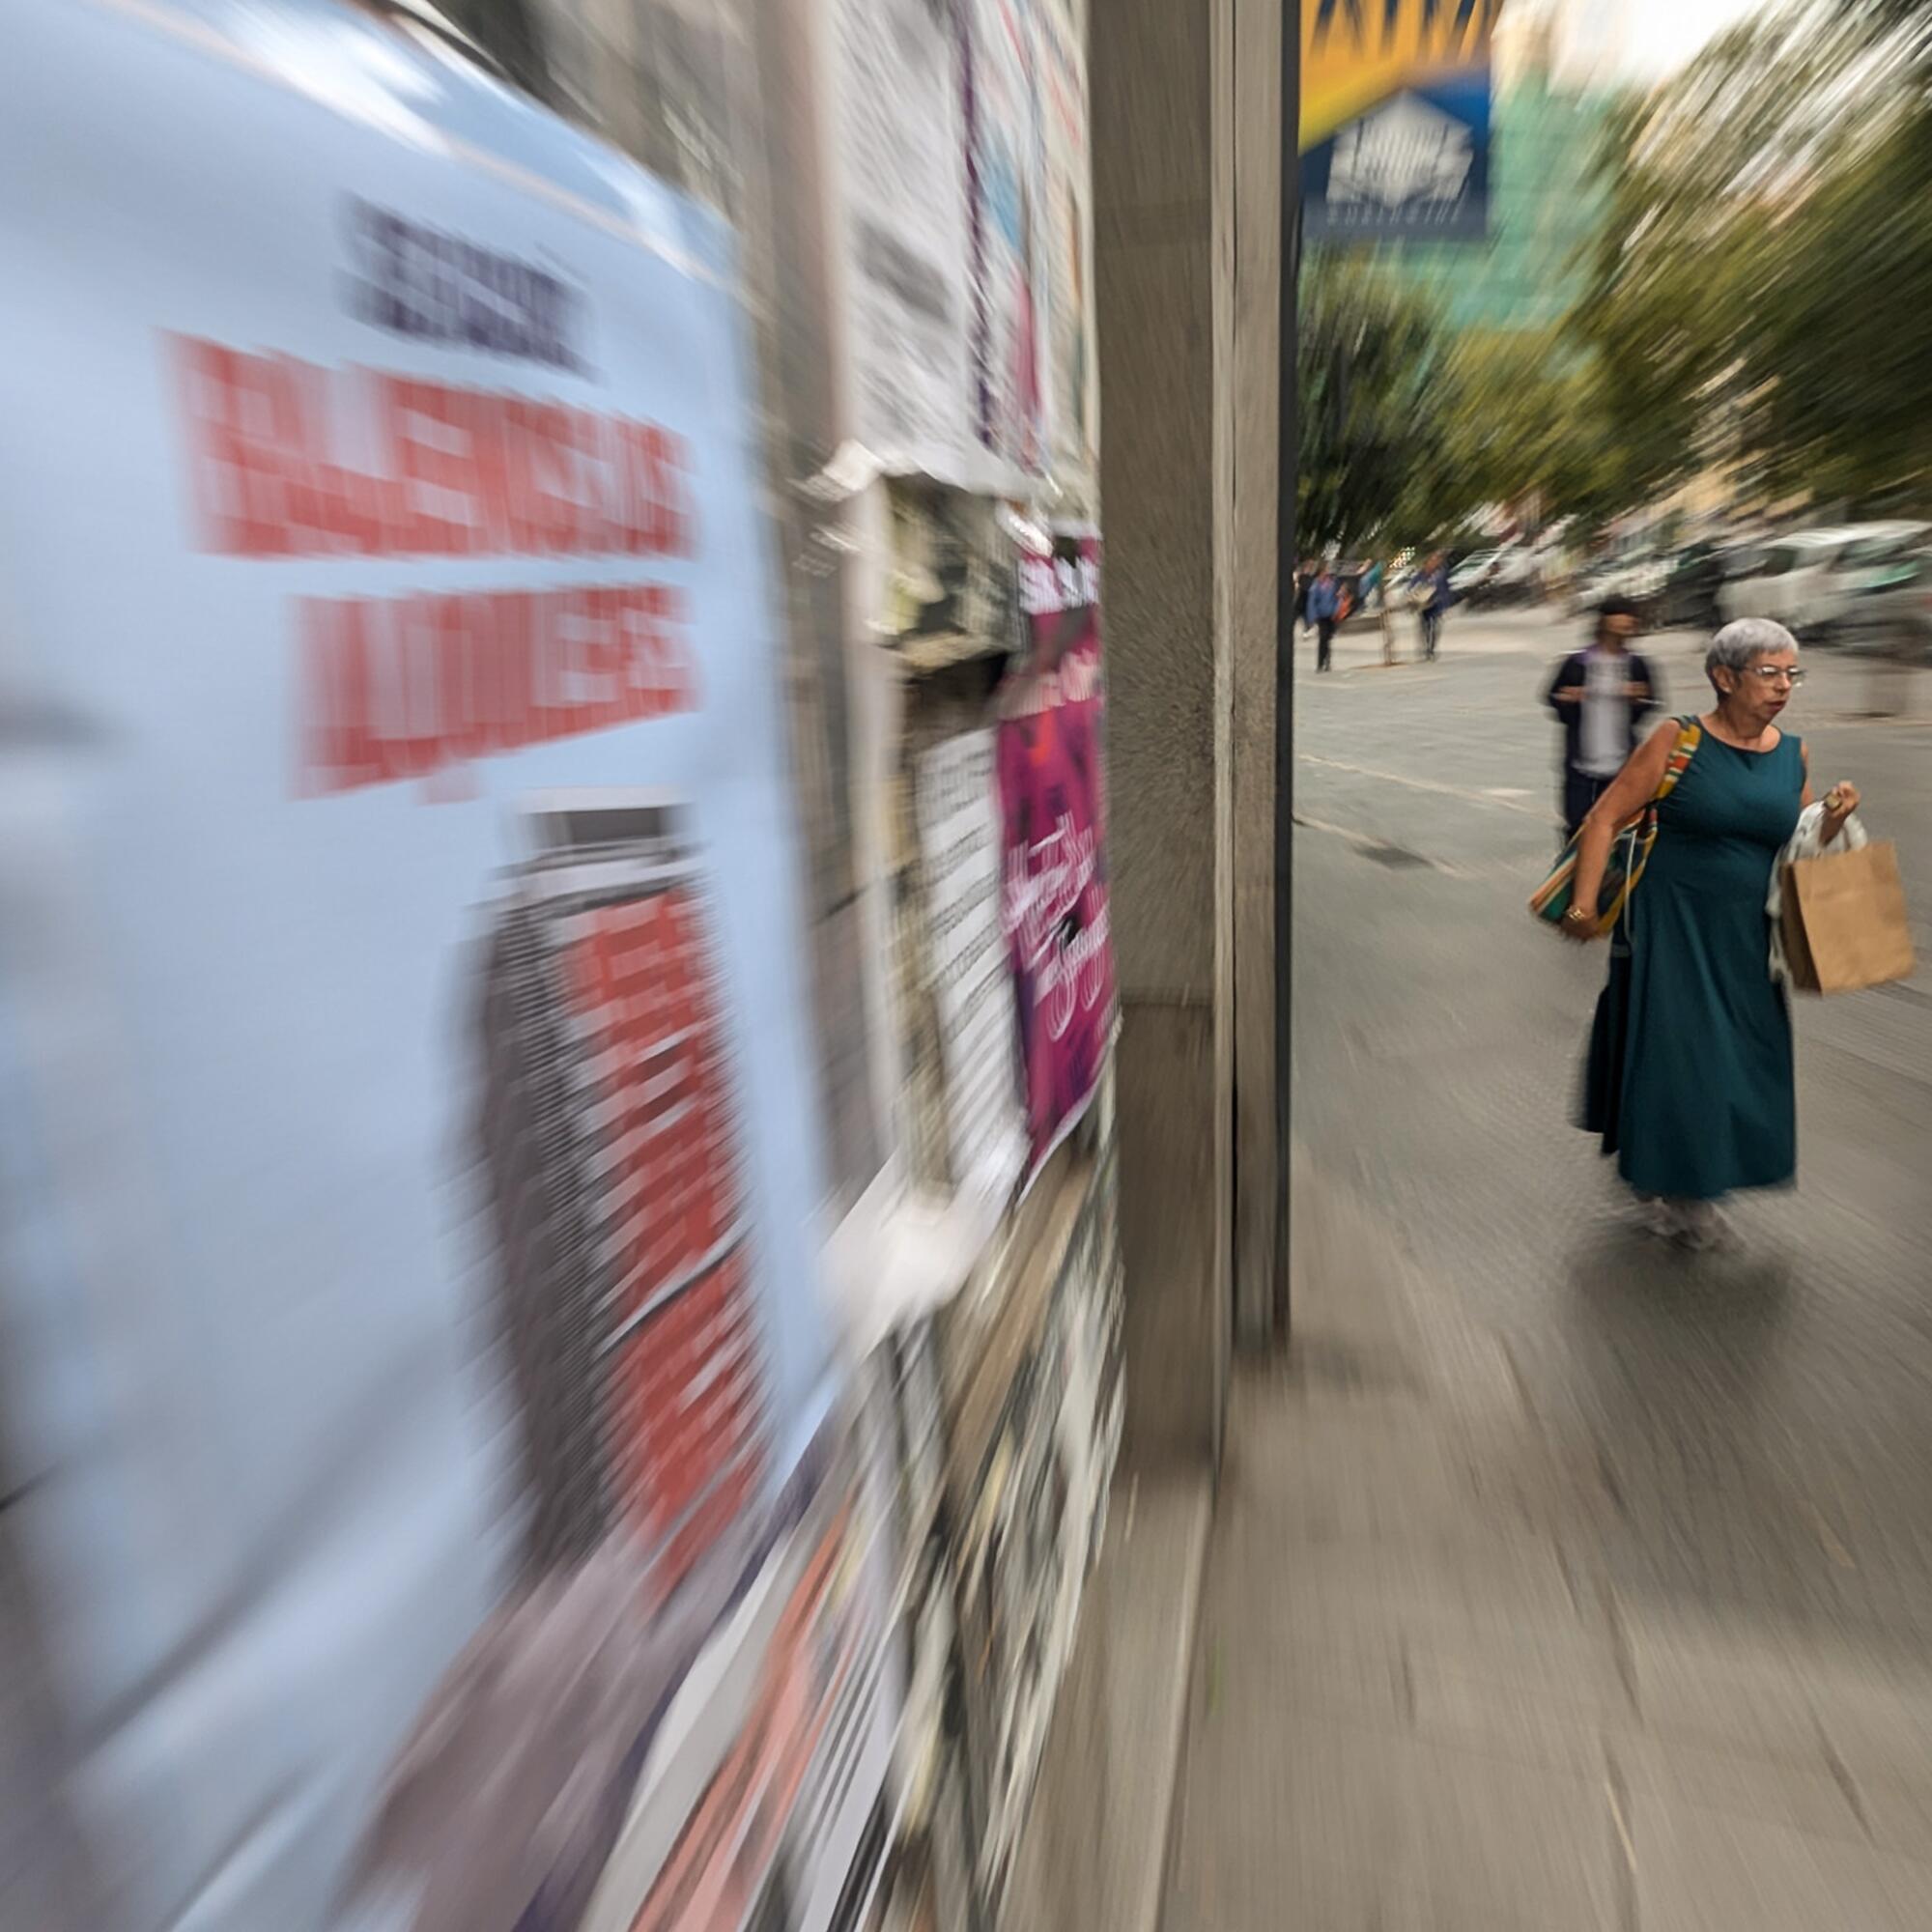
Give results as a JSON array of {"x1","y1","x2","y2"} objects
[{"x1": 1296, "y1": 603, "x2": 1932, "y2": 1641}]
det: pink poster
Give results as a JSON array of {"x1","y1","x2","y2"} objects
[{"x1": 999, "y1": 529, "x2": 1115, "y2": 1177}]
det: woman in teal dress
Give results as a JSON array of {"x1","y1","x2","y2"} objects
[{"x1": 1566, "y1": 620, "x2": 1861, "y2": 1245}]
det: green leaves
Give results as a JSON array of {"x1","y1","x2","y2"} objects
[
  {"x1": 1576, "y1": 0, "x2": 1932, "y2": 514},
  {"x1": 1297, "y1": 0, "x2": 1932, "y2": 547},
  {"x1": 1297, "y1": 251, "x2": 1450, "y2": 553}
]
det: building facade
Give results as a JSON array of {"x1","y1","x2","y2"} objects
[{"x1": 1378, "y1": 57, "x2": 1616, "y2": 336}]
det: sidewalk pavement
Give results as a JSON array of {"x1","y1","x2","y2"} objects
[{"x1": 1163, "y1": 1151, "x2": 1932, "y2": 1931}]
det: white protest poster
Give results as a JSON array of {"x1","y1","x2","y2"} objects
[
  {"x1": 965, "y1": 0, "x2": 1050, "y2": 479},
  {"x1": 1037, "y1": 0, "x2": 1097, "y2": 485},
  {"x1": 913, "y1": 730, "x2": 1028, "y2": 1200},
  {"x1": 0, "y1": 4, "x2": 879, "y2": 1928},
  {"x1": 823, "y1": 0, "x2": 979, "y2": 480}
]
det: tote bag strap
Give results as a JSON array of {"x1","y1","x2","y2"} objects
[
  {"x1": 1609, "y1": 717, "x2": 1703, "y2": 927},
  {"x1": 1653, "y1": 717, "x2": 1702, "y2": 803}
]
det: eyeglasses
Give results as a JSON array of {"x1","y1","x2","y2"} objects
[{"x1": 1746, "y1": 666, "x2": 1805, "y2": 686}]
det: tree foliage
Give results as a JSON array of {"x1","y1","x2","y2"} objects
[
  {"x1": 1297, "y1": 0, "x2": 1932, "y2": 545},
  {"x1": 1296, "y1": 253, "x2": 1446, "y2": 554},
  {"x1": 1297, "y1": 264, "x2": 1634, "y2": 551},
  {"x1": 1576, "y1": 0, "x2": 1932, "y2": 509},
  {"x1": 1833, "y1": 0, "x2": 1932, "y2": 71},
  {"x1": 1744, "y1": 105, "x2": 1932, "y2": 501},
  {"x1": 1412, "y1": 329, "x2": 1631, "y2": 534}
]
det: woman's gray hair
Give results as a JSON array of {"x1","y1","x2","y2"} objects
[{"x1": 1707, "y1": 618, "x2": 1799, "y2": 692}]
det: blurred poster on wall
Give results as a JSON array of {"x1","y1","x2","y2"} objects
[
  {"x1": 913, "y1": 730, "x2": 1029, "y2": 1199},
  {"x1": 1037, "y1": 0, "x2": 1097, "y2": 485},
  {"x1": 965, "y1": 0, "x2": 1050, "y2": 477},
  {"x1": 947, "y1": 1156, "x2": 1120, "y2": 1918},
  {"x1": 573, "y1": 1404, "x2": 902, "y2": 1932},
  {"x1": 880, "y1": 484, "x2": 1011, "y2": 663},
  {"x1": 1300, "y1": 0, "x2": 1498, "y2": 241},
  {"x1": 822, "y1": 0, "x2": 1058, "y2": 489},
  {"x1": 0, "y1": 5, "x2": 886, "y2": 1929},
  {"x1": 998, "y1": 529, "x2": 1115, "y2": 1179},
  {"x1": 824, "y1": 0, "x2": 978, "y2": 479}
]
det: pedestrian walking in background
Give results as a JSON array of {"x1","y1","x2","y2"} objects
[
  {"x1": 1367, "y1": 557, "x2": 1398, "y2": 666},
  {"x1": 1564, "y1": 618, "x2": 1861, "y2": 1248},
  {"x1": 1545, "y1": 596, "x2": 1659, "y2": 841},
  {"x1": 1419, "y1": 552, "x2": 1451, "y2": 660},
  {"x1": 1294, "y1": 559, "x2": 1314, "y2": 637},
  {"x1": 1357, "y1": 557, "x2": 1392, "y2": 665},
  {"x1": 1308, "y1": 563, "x2": 1341, "y2": 673}
]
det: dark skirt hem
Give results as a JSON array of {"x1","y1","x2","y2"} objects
[{"x1": 1611, "y1": 1153, "x2": 1796, "y2": 1204}]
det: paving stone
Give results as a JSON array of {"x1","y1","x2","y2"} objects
[
  {"x1": 1166, "y1": 1712, "x2": 1620, "y2": 1932},
  {"x1": 1627, "y1": 1627, "x2": 1834, "y2": 1766},
  {"x1": 1407, "y1": 1646, "x2": 1631, "y2": 1777},
  {"x1": 1629, "y1": 1794, "x2": 1932, "y2": 1931},
  {"x1": 1210, "y1": 1526, "x2": 1598, "y2": 1656},
  {"x1": 1006, "y1": 1474, "x2": 1213, "y2": 1932},
  {"x1": 1811, "y1": 1675, "x2": 1932, "y2": 1791},
  {"x1": 1612, "y1": 1733, "x2": 1867, "y2": 1846},
  {"x1": 1855, "y1": 1774, "x2": 1932, "y2": 1865}
]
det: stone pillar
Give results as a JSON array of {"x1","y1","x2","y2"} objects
[
  {"x1": 1226, "y1": 0, "x2": 1289, "y2": 1345},
  {"x1": 1094, "y1": 0, "x2": 1285, "y2": 1469}
]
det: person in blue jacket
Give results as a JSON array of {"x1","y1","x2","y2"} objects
[
  {"x1": 1308, "y1": 563, "x2": 1341, "y2": 672},
  {"x1": 1545, "y1": 596, "x2": 1660, "y2": 840},
  {"x1": 1419, "y1": 553, "x2": 1452, "y2": 659}
]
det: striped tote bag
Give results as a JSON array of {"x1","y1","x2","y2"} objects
[{"x1": 1529, "y1": 718, "x2": 1701, "y2": 930}]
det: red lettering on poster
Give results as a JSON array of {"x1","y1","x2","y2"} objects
[
  {"x1": 169, "y1": 333, "x2": 696, "y2": 561},
  {"x1": 565, "y1": 893, "x2": 764, "y2": 1600},
  {"x1": 295, "y1": 583, "x2": 698, "y2": 794}
]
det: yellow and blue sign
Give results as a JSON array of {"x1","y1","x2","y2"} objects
[{"x1": 1302, "y1": 0, "x2": 1501, "y2": 241}]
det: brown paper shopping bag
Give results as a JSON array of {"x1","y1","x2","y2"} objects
[{"x1": 1780, "y1": 841, "x2": 1916, "y2": 994}]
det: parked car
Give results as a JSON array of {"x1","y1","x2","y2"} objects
[
  {"x1": 1719, "y1": 524, "x2": 1930, "y2": 636},
  {"x1": 1719, "y1": 530, "x2": 1851, "y2": 632},
  {"x1": 1486, "y1": 546, "x2": 1544, "y2": 603},
  {"x1": 1450, "y1": 544, "x2": 1540, "y2": 607},
  {"x1": 1618, "y1": 551, "x2": 1672, "y2": 611},
  {"x1": 1568, "y1": 549, "x2": 1669, "y2": 620},
  {"x1": 1831, "y1": 546, "x2": 1932, "y2": 662},
  {"x1": 1563, "y1": 556, "x2": 1620, "y2": 616},
  {"x1": 1810, "y1": 524, "x2": 1932, "y2": 638},
  {"x1": 1654, "y1": 542, "x2": 1726, "y2": 631}
]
